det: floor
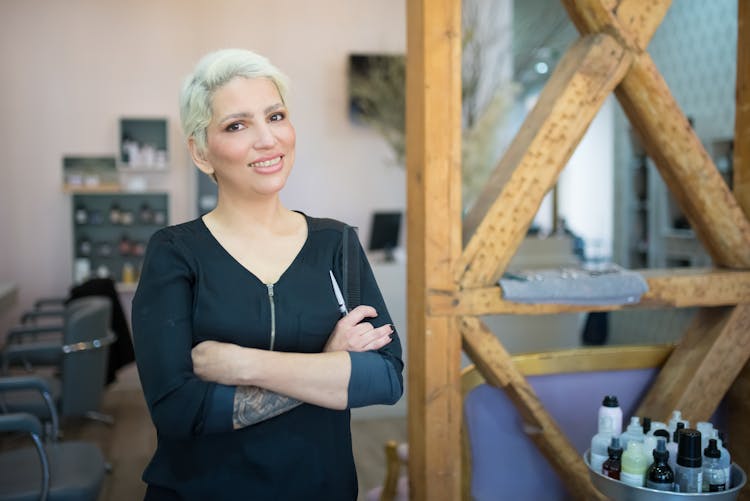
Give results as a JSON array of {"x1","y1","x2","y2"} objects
[{"x1": 3, "y1": 364, "x2": 407, "y2": 501}]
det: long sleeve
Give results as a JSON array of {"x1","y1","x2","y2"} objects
[
  {"x1": 340, "y1": 227, "x2": 404, "y2": 408},
  {"x1": 132, "y1": 229, "x2": 234, "y2": 439}
]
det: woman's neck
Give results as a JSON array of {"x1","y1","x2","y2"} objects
[{"x1": 207, "y1": 189, "x2": 290, "y2": 234}]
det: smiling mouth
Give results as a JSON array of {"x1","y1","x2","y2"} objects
[{"x1": 248, "y1": 156, "x2": 282, "y2": 169}]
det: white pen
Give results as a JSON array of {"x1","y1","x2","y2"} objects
[{"x1": 329, "y1": 270, "x2": 348, "y2": 316}]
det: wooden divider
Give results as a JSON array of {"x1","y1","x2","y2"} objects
[{"x1": 406, "y1": 0, "x2": 750, "y2": 498}]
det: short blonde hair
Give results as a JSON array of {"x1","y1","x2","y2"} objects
[{"x1": 179, "y1": 49, "x2": 289, "y2": 154}]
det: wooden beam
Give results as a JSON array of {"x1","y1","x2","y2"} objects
[
  {"x1": 429, "y1": 268, "x2": 750, "y2": 316},
  {"x1": 728, "y1": 2, "x2": 750, "y2": 495},
  {"x1": 406, "y1": 0, "x2": 463, "y2": 499},
  {"x1": 614, "y1": 0, "x2": 672, "y2": 51},
  {"x1": 615, "y1": 53, "x2": 750, "y2": 268},
  {"x1": 460, "y1": 316, "x2": 607, "y2": 500},
  {"x1": 561, "y1": 0, "x2": 671, "y2": 52},
  {"x1": 458, "y1": 34, "x2": 631, "y2": 288},
  {"x1": 736, "y1": 0, "x2": 750, "y2": 216},
  {"x1": 636, "y1": 305, "x2": 750, "y2": 423}
]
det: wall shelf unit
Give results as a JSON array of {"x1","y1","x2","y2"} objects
[{"x1": 72, "y1": 192, "x2": 168, "y2": 285}]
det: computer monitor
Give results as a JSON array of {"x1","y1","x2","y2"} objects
[{"x1": 368, "y1": 211, "x2": 402, "y2": 262}]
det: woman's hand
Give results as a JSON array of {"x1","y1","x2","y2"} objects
[
  {"x1": 192, "y1": 340, "x2": 251, "y2": 385},
  {"x1": 324, "y1": 305, "x2": 393, "y2": 353}
]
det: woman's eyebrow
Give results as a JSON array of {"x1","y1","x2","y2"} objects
[{"x1": 218, "y1": 103, "x2": 284, "y2": 124}]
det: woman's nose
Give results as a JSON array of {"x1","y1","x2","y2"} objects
[{"x1": 254, "y1": 123, "x2": 276, "y2": 149}]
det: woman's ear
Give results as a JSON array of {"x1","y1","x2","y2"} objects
[{"x1": 188, "y1": 137, "x2": 215, "y2": 177}]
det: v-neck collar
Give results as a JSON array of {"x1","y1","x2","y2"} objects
[{"x1": 197, "y1": 211, "x2": 310, "y2": 287}]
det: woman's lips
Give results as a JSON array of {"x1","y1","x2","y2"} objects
[{"x1": 248, "y1": 155, "x2": 283, "y2": 173}]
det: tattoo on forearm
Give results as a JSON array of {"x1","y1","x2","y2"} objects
[{"x1": 232, "y1": 385, "x2": 302, "y2": 429}]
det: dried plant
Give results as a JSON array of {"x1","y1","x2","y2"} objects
[{"x1": 348, "y1": 2, "x2": 517, "y2": 208}]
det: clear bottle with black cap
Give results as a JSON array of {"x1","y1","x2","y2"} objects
[
  {"x1": 646, "y1": 437, "x2": 674, "y2": 491},
  {"x1": 702, "y1": 438, "x2": 726, "y2": 492},
  {"x1": 674, "y1": 428, "x2": 702, "y2": 493}
]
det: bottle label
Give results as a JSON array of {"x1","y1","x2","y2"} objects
[
  {"x1": 709, "y1": 483, "x2": 726, "y2": 492},
  {"x1": 621, "y1": 472, "x2": 644, "y2": 487},
  {"x1": 646, "y1": 480, "x2": 673, "y2": 491}
]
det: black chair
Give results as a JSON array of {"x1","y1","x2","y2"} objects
[
  {"x1": 0, "y1": 378, "x2": 106, "y2": 501},
  {"x1": 0, "y1": 297, "x2": 116, "y2": 428}
]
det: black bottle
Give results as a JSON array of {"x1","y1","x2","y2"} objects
[
  {"x1": 646, "y1": 437, "x2": 674, "y2": 491},
  {"x1": 601, "y1": 436, "x2": 623, "y2": 480}
]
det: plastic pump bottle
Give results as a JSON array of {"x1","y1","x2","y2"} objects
[
  {"x1": 598, "y1": 395, "x2": 623, "y2": 436},
  {"x1": 646, "y1": 438, "x2": 674, "y2": 491},
  {"x1": 590, "y1": 415, "x2": 615, "y2": 473},
  {"x1": 602, "y1": 437, "x2": 623, "y2": 480},
  {"x1": 703, "y1": 438, "x2": 726, "y2": 492},
  {"x1": 674, "y1": 428, "x2": 703, "y2": 493},
  {"x1": 619, "y1": 417, "x2": 645, "y2": 447},
  {"x1": 621, "y1": 441, "x2": 648, "y2": 487}
]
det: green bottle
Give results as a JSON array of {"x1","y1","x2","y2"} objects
[{"x1": 621, "y1": 441, "x2": 648, "y2": 487}]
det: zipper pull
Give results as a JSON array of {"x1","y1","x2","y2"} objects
[{"x1": 267, "y1": 283, "x2": 274, "y2": 296}]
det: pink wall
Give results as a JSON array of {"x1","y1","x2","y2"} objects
[{"x1": 0, "y1": 0, "x2": 407, "y2": 334}]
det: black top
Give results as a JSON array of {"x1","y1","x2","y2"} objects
[{"x1": 132, "y1": 214, "x2": 403, "y2": 500}]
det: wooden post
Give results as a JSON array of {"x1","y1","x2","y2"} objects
[
  {"x1": 406, "y1": 0, "x2": 463, "y2": 499},
  {"x1": 728, "y1": 1, "x2": 750, "y2": 496}
]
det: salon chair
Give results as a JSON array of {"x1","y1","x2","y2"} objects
[
  {"x1": 2, "y1": 278, "x2": 134, "y2": 385},
  {"x1": 0, "y1": 378, "x2": 107, "y2": 501},
  {"x1": 0, "y1": 297, "x2": 116, "y2": 430}
]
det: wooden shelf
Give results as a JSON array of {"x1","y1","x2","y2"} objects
[
  {"x1": 429, "y1": 268, "x2": 750, "y2": 315},
  {"x1": 63, "y1": 183, "x2": 122, "y2": 194}
]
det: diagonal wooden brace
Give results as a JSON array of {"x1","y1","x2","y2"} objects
[
  {"x1": 460, "y1": 316, "x2": 607, "y2": 500},
  {"x1": 458, "y1": 33, "x2": 632, "y2": 288}
]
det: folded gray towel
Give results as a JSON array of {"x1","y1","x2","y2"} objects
[{"x1": 498, "y1": 266, "x2": 649, "y2": 305}]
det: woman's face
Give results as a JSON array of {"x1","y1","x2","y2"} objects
[{"x1": 197, "y1": 76, "x2": 296, "y2": 197}]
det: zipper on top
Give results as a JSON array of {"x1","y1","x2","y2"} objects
[{"x1": 267, "y1": 283, "x2": 276, "y2": 351}]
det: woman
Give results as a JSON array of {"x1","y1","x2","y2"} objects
[{"x1": 132, "y1": 48, "x2": 403, "y2": 501}]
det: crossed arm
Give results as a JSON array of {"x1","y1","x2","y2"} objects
[{"x1": 191, "y1": 305, "x2": 393, "y2": 429}]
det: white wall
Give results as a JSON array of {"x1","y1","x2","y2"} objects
[
  {"x1": 558, "y1": 96, "x2": 615, "y2": 259},
  {"x1": 0, "y1": 0, "x2": 406, "y2": 334}
]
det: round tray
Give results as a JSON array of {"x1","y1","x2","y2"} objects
[{"x1": 584, "y1": 450, "x2": 747, "y2": 500}]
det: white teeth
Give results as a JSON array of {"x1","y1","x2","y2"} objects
[{"x1": 249, "y1": 156, "x2": 281, "y2": 168}]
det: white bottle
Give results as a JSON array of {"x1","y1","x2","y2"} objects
[
  {"x1": 619, "y1": 417, "x2": 645, "y2": 447},
  {"x1": 642, "y1": 435, "x2": 657, "y2": 465},
  {"x1": 648, "y1": 421, "x2": 668, "y2": 437},
  {"x1": 668, "y1": 410, "x2": 689, "y2": 435},
  {"x1": 598, "y1": 395, "x2": 623, "y2": 436},
  {"x1": 590, "y1": 415, "x2": 615, "y2": 473},
  {"x1": 696, "y1": 421, "x2": 714, "y2": 451}
]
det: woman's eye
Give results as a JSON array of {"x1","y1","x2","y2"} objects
[
  {"x1": 225, "y1": 122, "x2": 245, "y2": 132},
  {"x1": 269, "y1": 112, "x2": 286, "y2": 122}
]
